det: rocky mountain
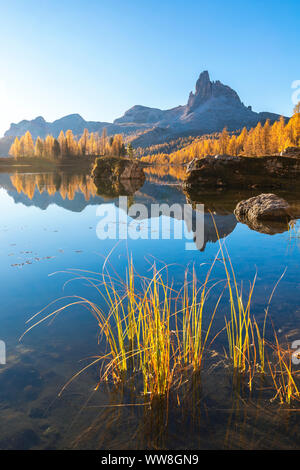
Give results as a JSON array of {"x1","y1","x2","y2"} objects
[
  {"x1": 0, "y1": 136, "x2": 14, "y2": 157},
  {"x1": 1, "y1": 71, "x2": 285, "y2": 155},
  {"x1": 127, "y1": 71, "x2": 283, "y2": 146}
]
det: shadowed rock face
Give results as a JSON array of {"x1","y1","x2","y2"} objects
[
  {"x1": 183, "y1": 154, "x2": 300, "y2": 190},
  {"x1": 234, "y1": 193, "x2": 292, "y2": 234},
  {"x1": 186, "y1": 71, "x2": 242, "y2": 113},
  {"x1": 92, "y1": 157, "x2": 145, "y2": 181}
]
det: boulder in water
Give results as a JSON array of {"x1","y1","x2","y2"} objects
[
  {"x1": 234, "y1": 193, "x2": 292, "y2": 234},
  {"x1": 92, "y1": 156, "x2": 145, "y2": 182},
  {"x1": 92, "y1": 156, "x2": 145, "y2": 197}
]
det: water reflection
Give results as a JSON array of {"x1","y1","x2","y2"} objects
[
  {"x1": 3, "y1": 168, "x2": 299, "y2": 253},
  {"x1": 0, "y1": 167, "x2": 299, "y2": 449},
  {"x1": 184, "y1": 187, "x2": 300, "y2": 236},
  {"x1": 143, "y1": 165, "x2": 187, "y2": 182},
  {"x1": 10, "y1": 172, "x2": 98, "y2": 201},
  {"x1": 5, "y1": 168, "x2": 299, "y2": 240},
  {"x1": 3, "y1": 170, "x2": 238, "y2": 251}
]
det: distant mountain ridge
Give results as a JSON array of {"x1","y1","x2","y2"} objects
[
  {"x1": 5, "y1": 114, "x2": 110, "y2": 139},
  {"x1": 1, "y1": 71, "x2": 286, "y2": 155}
]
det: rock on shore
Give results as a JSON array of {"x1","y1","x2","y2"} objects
[{"x1": 183, "y1": 153, "x2": 300, "y2": 190}]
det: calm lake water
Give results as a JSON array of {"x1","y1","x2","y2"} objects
[{"x1": 0, "y1": 167, "x2": 299, "y2": 449}]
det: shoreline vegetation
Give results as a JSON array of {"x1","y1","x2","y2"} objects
[
  {"x1": 8, "y1": 129, "x2": 131, "y2": 161},
  {"x1": 141, "y1": 105, "x2": 300, "y2": 164},
  {"x1": 4, "y1": 103, "x2": 299, "y2": 168},
  {"x1": 21, "y1": 233, "x2": 300, "y2": 408}
]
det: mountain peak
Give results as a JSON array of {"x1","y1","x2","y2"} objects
[
  {"x1": 186, "y1": 70, "x2": 241, "y2": 113},
  {"x1": 187, "y1": 71, "x2": 212, "y2": 111},
  {"x1": 195, "y1": 70, "x2": 211, "y2": 92},
  {"x1": 53, "y1": 113, "x2": 85, "y2": 123},
  {"x1": 33, "y1": 116, "x2": 46, "y2": 123}
]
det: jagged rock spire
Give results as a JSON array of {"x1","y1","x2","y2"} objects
[{"x1": 187, "y1": 70, "x2": 241, "y2": 113}]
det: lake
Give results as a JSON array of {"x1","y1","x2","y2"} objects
[{"x1": 0, "y1": 167, "x2": 299, "y2": 449}]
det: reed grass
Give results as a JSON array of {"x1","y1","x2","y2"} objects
[
  {"x1": 268, "y1": 332, "x2": 300, "y2": 405},
  {"x1": 212, "y1": 219, "x2": 266, "y2": 390},
  {"x1": 21, "y1": 252, "x2": 224, "y2": 401},
  {"x1": 20, "y1": 240, "x2": 298, "y2": 406}
]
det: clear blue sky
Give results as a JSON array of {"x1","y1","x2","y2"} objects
[{"x1": 0, "y1": 0, "x2": 299, "y2": 136}]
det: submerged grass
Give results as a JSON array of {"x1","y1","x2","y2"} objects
[
  {"x1": 21, "y1": 239, "x2": 300, "y2": 407},
  {"x1": 268, "y1": 332, "x2": 300, "y2": 405}
]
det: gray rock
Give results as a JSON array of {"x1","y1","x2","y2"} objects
[
  {"x1": 280, "y1": 147, "x2": 300, "y2": 158},
  {"x1": 213, "y1": 154, "x2": 241, "y2": 161},
  {"x1": 234, "y1": 193, "x2": 291, "y2": 221},
  {"x1": 186, "y1": 71, "x2": 241, "y2": 113},
  {"x1": 186, "y1": 157, "x2": 200, "y2": 173},
  {"x1": 234, "y1": 193, "x2": 293, "y2": 234}
]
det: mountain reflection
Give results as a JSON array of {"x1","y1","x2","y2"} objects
[
  {"x1": 3, "y1": 167, "x2": 297, "y2": 252},
  {"x1": 1, "y1": 169, "x2": 239, "y2": 251}
]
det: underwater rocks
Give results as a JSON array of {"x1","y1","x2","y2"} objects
[
  {"x1": 0, "y1": 364, "x2": 43, "y2": 404},
  {"x1": 183, "y1": 154, "x2": 300, "y2": 190},
  {"x1": 0, "y1": 423, "x2": 40, "y2": 450},
  {"x1": 234, "y1": 193, "x2": 292, "y2": 234}
]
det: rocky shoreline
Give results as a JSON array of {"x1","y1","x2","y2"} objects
[
  {"x1": 181, "y1": 148, "x2": 300, "y2": 234},
  {"x1": 183, "y1": 148, "x2": 300, "y2": 191}
]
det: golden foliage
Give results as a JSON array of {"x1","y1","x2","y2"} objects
[
  {"x1": 141, "y1": 109, "x2": 300, "y2": 165},
  {"x1": 9, "y1": 128, "x2": 127, "y2": 160}
]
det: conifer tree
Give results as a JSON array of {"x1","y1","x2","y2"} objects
[
  {"x1": 127, "y1": 142, "x2": 135, "y2": 159},
  {"x1": 58, "y1": 131, "x2": 67, "y2": 158},
  {"x1": 24, "y1": 131, "x2": 34, "y2": 157},
  {"x1": 53, "y1": 139, "x2": 61, "y2": 159},
  {"x1": 101, "y1": 128, "x2": 108, "y2": 155},
  {"x1": 79, "y1": 128, "x2": 89, "y2": 156},
  {"x1": 219, "y1": 127, "x2": 229, "y2": 154},
  {"x1": 34, "y1": 137, "x2": 44, "y2": 157}
]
